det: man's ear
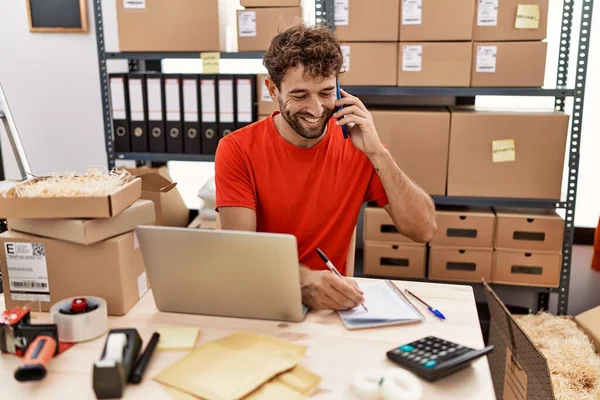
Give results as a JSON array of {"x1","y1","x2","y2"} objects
[{"x1": 265, "y1": 76, "x2": 279, "y2": 102}]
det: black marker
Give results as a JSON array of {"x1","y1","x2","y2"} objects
[{"x1": 129, "y1": 332, "x2": 160, "y2": 384}]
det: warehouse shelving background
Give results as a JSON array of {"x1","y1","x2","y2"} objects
[{"x1": 94, "y1": 0, "x2": 594, "y2": 315}]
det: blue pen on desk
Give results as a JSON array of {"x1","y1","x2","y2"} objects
[
  {"x1": 335, "y1": 80, "x2": 349, "y2": 139},
  {"x1": 405, "y1": 289, "x2": 446, "y2": 320}
]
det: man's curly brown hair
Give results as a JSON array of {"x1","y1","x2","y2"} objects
[{"x1": 263, "y1": 24, "x2": 343, "y2": 89}]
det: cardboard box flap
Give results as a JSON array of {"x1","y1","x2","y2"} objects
[
  {"x1": 574, "y1": 306, "x2": 600, "y2": 353},
  {"x1": 138, "y1": 173, "x2": 177, "y2": 193},
  {"x1": 484, "y1": 282, "x2": 555, "y2": 399}
]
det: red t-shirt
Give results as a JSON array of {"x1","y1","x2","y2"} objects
[{"x1": 215, "y1": 112, "x2": 389, "y2": 276}]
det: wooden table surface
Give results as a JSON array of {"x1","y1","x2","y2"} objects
[{"x1": 0, "y1": 278, "x2": 495, "y2": 399}]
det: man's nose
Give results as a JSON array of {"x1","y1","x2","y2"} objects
[{"x1": 306, "y1": 95, "x2": 324, "y2": 116}]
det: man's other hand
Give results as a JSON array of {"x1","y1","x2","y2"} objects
[{"x1": 301, "y1": 269, "x2": 365, "y2": 311}]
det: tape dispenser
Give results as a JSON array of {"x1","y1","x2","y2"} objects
[{"x1": 93, "y1": 329, "x2": 142, "y2": 399}]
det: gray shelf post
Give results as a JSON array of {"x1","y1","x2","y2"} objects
[
  {"x1": 555, "y1": 0, "x2": 594, "y2": 315},
  {"x1": 93, "y1": 0, "x2": 115, "y2": 171}
]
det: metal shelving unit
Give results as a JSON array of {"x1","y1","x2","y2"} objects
[{"x1": 94, "y1": 0, "x2": 594, "y2": 315}]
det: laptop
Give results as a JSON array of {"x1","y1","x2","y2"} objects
[{"x1": 135, "y1": 226, "x2": 308, "y2": 322}]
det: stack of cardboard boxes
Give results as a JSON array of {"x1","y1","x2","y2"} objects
[
  {"x1": 471, "y1": 0, "x2": 549, "y2": 87},
  {"x1": 362, "y1": 206, "x2": 564, "y2": 288},
  {"x1": 398, "y1": 0, "x2": 548, "y2": 87},
  {"x1": 492, "y1": 208, "x2": 564, "y2": 287},
  {"x1": 362, "y1": 207, "x2": 426, "y2": 279},
  {"x1": 336, "y1": 0, "x2": 400, "y2": 86},
  {"x1": 0, "y1": 170, "x2": 188, "y2": 316},
  {"x1": 428, "y1": 207, "x2": 496, "y2": 283},
  {"x1": 237, "y1": 0, "x2": 302, "y2": 52},
  {"x1": 0, "y1": 176, "x2": 153, "y2": 316},
  {"x1": 397, "y1": 0, "x2": 474, "y2": 87}
]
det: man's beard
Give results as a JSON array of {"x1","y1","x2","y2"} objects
[{"x1": 279, "y1": 100, "x2": 334, "y2": 140}]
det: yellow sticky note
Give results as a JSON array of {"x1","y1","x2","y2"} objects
[
  {"x1": 492, "y1": 139, "x2": 516, "y2": 163},
  {"x1": 201, "y1": 52, "x2": 220, "y2": 73},
  {"x1": 157, "y1": 327, "x2": 200, "y2": 351},
  {"x1": 515, "y1": 5, "x2": 540, "y2": 29}
]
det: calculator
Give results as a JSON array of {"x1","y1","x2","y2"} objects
[{"x1": 386, "y1": 336, "x2": 494, "y2": 382}]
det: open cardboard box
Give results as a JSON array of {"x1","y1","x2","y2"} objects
[
  {"x1": 0, "y1": 176, "x2": 141, "y2": 219},
  {"x1": 484, "y1": 281, "x2": 600, "y2": 399},
  {"x1": 125, "y1": 167, "x2": 189, "y2": 227}
]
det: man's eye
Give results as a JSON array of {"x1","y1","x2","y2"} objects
[{"x1": 292, "y1": 94, "x2": 308, "y2": 100}]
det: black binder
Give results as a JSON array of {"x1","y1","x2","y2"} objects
[
  {"x1": 235, "y1": 74, "x2": 257, "y2": 130},
  {"x1": 200, "y1": 75, "x2": 219, "y2": 155},
  {"x1": 218, "y1": 74, "x2": 236, "y2": 138},
  {"x1": 109, "y1": 73, "x2": 130, "y2": 152},
  {"x1": 127, "y1": 73, "x2": 149, "y2": 152},
  {"x1": 163, "y1": 74, "x2": 184, "y2": 154},
  {"x1": 181, "y1": 74, "x2": 202, "y2": 154},
  {"x1": 145, "y1": 73, "x2": 166, "y2": 153}
]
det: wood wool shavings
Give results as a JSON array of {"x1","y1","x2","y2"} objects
[
  {"x1": 516, "y1": 312, "x2": 600, "y2": 400},
  {"x1": 9, "y1": 168, "x2": 131, "y2": 198}
]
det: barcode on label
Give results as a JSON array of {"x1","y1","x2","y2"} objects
[
  {"x1": 12, "y1": 281, "x2": 48, "y2": 289},
  {"x1": 32, "y1": 243, "x2": 45, "y2": 256}
]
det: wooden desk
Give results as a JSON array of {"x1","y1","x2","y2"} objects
[{"x1": 0, "y1": 279, "x2": 495, "y2": 399}]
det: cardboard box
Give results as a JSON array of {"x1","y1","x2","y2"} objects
[
  {"x1": 399, "y1": 0, "x2": 474, "y2": 41},
  {"x1": 257, "y1": 74, "x2": 279, "y2": 115},
  {"x1": 363, "y1": 207, "x2": 421, "y2": 245},
  {"x1": 0, "y1": 230, "x2": 148, "y2": 316},
  {"x1": 0, "y1": 177, "x2": 141, "y2": 219},
  {"x1": 241, "y1": 0, "x2": 300, "y2": 6},
  {"x1": 495, "y1": 208, "x2": 564, "y2": 251},
  {"x1": 116, "y1": 0, "x2": 220, "y2": 52},
  {"x1": 485, "y1": 282, "x2": 600, "y2": 400},
  {"x1": 125, "y1": 167, "x2": 189, "y2": 227},
  {"x1": 334, "y1": 0, "x2": 400, "y2": 42},
  {"x1": 473, "y1": 0, "x2": 549, "y2": 42},
  {"x1": 364, "y1": 241, "x2": 426, "y2": 279},
  {"x1": 428, "y1": 246, "x2": 493, "y2": 282},
  {"x1": 447, "y1": 109, "x2": 569, "y2": 199},
  {"x1": 340, "y1": 42, "x2": 398, "y2": 86},
  {"x1": 397, "y1": 42, "x2": 472, "y2": 87},
  {"x1": 471, "y1": 41, "x2": 547, "y2": 87},
  {"x1": 432, "y1": 207, "x2": 496, "y2": 247},
  {"x1": 237, "y1": 7, "x2": 302, "y2": 52},
  {"x1": 371, "y1": 108, "x2": 449, "y2": 195},
  {"x1": 6, "y1": 200, "x2": 155, "y2": 245},
  {"x1": 493, "y1": 249, "x2": 561, "y2": 287}
]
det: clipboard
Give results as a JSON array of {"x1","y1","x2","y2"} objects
[{"x1": 338, "y1": 280, "x2": 425, "y2": 330}]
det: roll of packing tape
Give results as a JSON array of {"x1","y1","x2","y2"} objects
[
  {"x1": 352, "y1": 369, "x2": 422, "y2": 400},
  {"x1": 50, "y1": 296, "x2": 108, "y2": 343}
]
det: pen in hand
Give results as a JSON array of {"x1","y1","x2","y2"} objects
[
  {"x1": 405, "y1": 289, "x2": 446, "y2": 320},
  {"x1": 316, "y1": 248, "x2": 368, "y2": 312}
]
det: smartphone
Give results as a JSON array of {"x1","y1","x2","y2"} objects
[{"x1": 336, "y1": 80, "x2": 349, "y2": 139}]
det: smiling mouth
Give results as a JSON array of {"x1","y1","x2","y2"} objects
[{"x1": 299, "y1": 115, "x2": 322, "y2": 125}]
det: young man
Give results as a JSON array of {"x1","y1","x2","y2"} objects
[{"x1": 215, "y1": 24, "x2": 436, "y2": 311}]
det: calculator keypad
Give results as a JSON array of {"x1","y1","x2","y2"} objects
[{"x1": 392, "y1": 336, "x2": 471, "y2": 369}]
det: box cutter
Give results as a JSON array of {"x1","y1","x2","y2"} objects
[{"x1": 1, "y1": 305, "x2": 60, "y2": 381}]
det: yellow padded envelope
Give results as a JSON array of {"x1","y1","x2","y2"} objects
[
  {"x1": 154, "y1": 331, "x2": 316, "y2": 400},
  {"x1": 162, "y1": 365, "x2": 320, "y2": 400}
]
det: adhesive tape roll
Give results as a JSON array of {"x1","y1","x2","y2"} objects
[
  {"x1": 50, "y1": 296, "x2": 108, "y2": 343},
  {"x1": 351, "y1": 369, "x2": 422, "y2": 400},
  {"x1": 351, "y1": 369, "x2": 386, "y2": 400},
  {"x1": 380, "y1": 369, "x2": 422, "y2": 400}
]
